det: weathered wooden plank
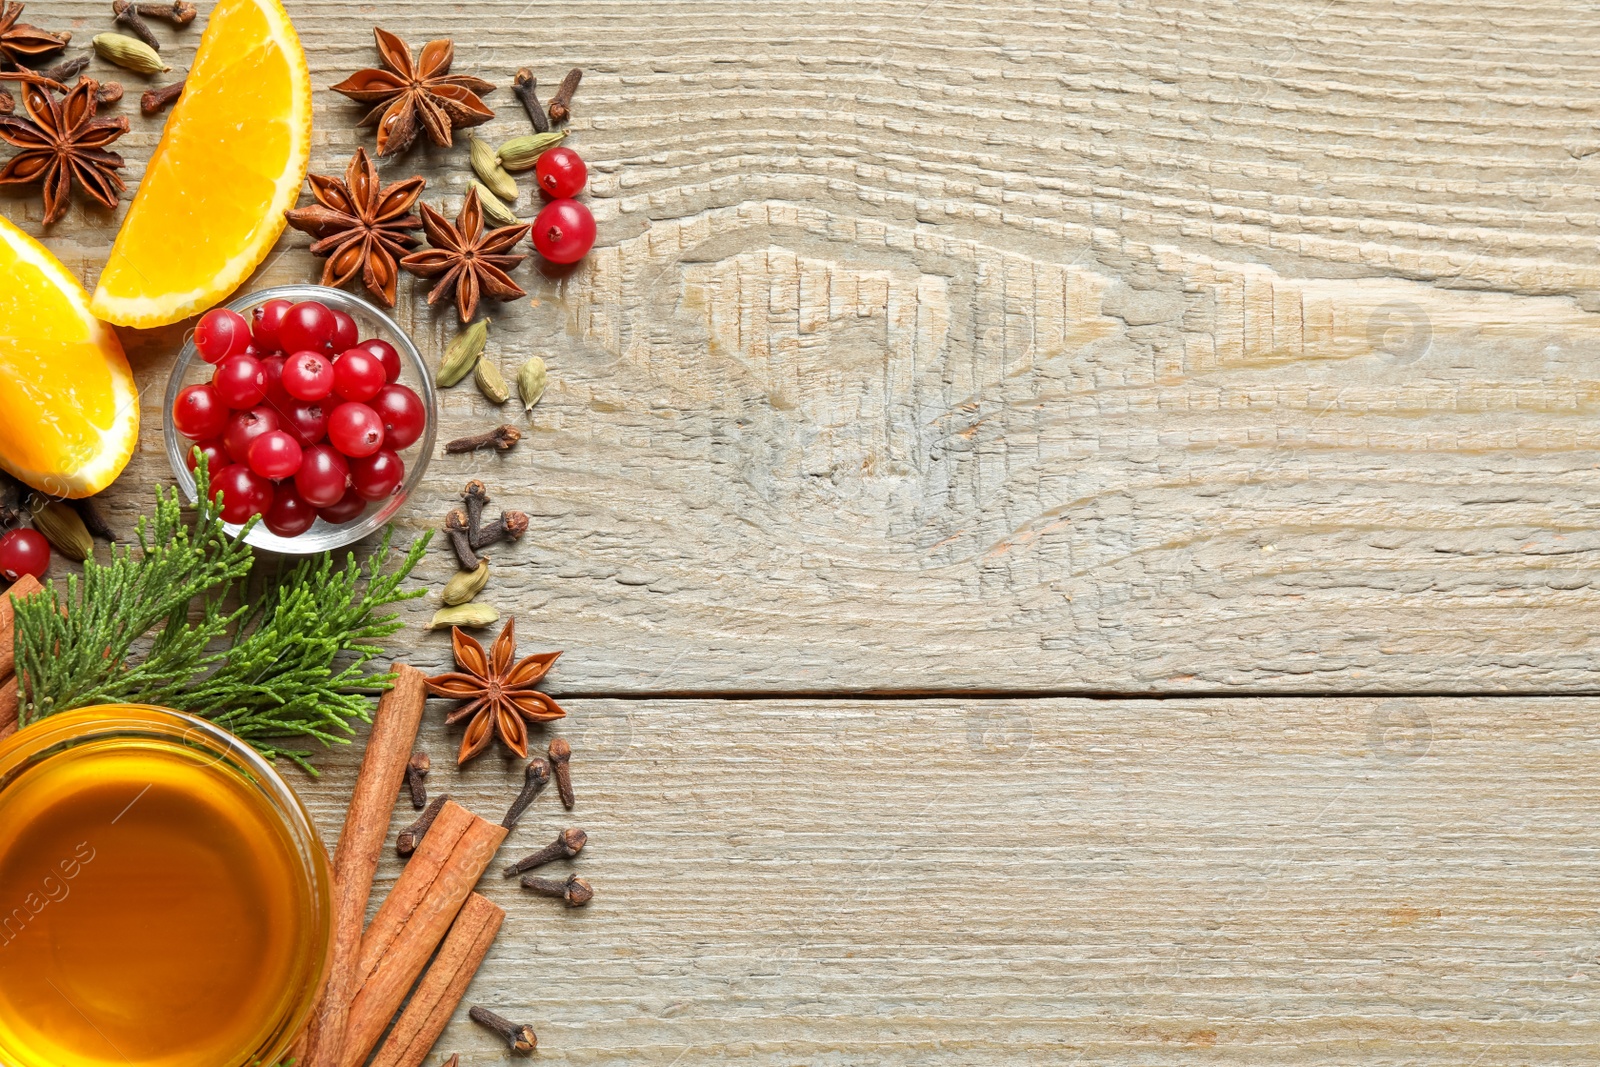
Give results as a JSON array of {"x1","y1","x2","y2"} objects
[
  {"x1": 293, "y1": 695, "x2": 1600, "y2": 1064},
  {"x1": 18, "y1": 0, "x2": 1600, "y2": 691}
]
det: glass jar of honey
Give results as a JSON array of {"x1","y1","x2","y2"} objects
[{"x1": 0, "y1": 705, "x2": 331, "y2": 1067}]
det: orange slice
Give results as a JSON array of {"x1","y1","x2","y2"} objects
[
  {"x1": 89, "y1": 0, "x2": 312, "y2": 327},
  {"x1": 0, "y1": 215, "x2": 137, "y2": 497}
]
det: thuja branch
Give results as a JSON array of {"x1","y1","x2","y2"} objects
[{"x1": 12, "y1": 461, "x2": 431, "y2": 771}]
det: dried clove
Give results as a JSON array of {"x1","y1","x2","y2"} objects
[
  {"x1": 503, "y1": 827, "x2": 585, "y2": 876},
  {"x1": 114, "y1": 0, "x2": 196, "y2": 26},
  {"x1": 499, "y1": 757, "x2": 551, "y2": 829},
  {"x1": 95, "y1": 80, "x2": 123, "y2": 105},
  {"x1": 111, "y1": 1, "x2": 162, "y2": 52},
  {"x1": 396, "y1": 792, "x2": 447, "y2": 856},
  {"x1": 70, "y1": 496, "x2": 118, "y2": 542},
  {"x1": 460, "y1": 480, "x2": 489, "y2": 533},
  {"x1": 511, "y1": 68, "x2": 548, "y2": 133},
  {"x1": 468, "y1": 510, "x2": 527, "y2": 552},
  {"x1": 443, "y1": 509, "x2": 479, "y2": 570},
  {"x1": 547, "y1": 67, "x2": 581, "y2": 126},
  {"x1": 547, "y1": 737, "x2": 574, "y2": 810},
  {"x1": 520, "y1": 872, "x2": 592, "y2": 907},
  {"x1": 140, "y1": 77, "x2": 183, "y2": 114},
  {"x1": 404, "y1": 750, "x2": 430, "y2": 810},
  {"x1": 443, "y1": 424, "x2": 521, "y2": 454},
  {"x1": 468, "y1": 1006, "x2": 537, "y2": 1053},
  {"x1": 41, "y1": 54, "x2": 90, "y2": 84}
]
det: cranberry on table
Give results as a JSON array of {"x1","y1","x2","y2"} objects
[
  {"x1": 332, "y1": 348, "x2": 386, "y2": 403},
  {"x1": 263, "y1": 484, "x2": 317, "y2": 538},
  {"x1": 212, "y1": 353, "x2": 267, "y2": 409},
  {"x1": 535, "y1": 146, "x2": 587, "y2": 199},
  {"x1": 251, "y1": 298, "x2": 294, "y2": 352},
  {"x1": 318, "y1": 486, "x2": 368, "y2": 525},
  {"x1": 0, "y1": 528, "x2": 49, "y2": 582},
  {"x1": 327, "y1": 402, "x2": 385, "y2": 458},
  {"x1": 294, "y1": 443, "x2": 351, "y2": 508},
  {"x1": 185, "y1": 439, "x2": 229, "y2": 477},
  {"x1": 350, "y1": 449, "x2": 404, "y2": 501},
  {"x1": 280, "y1": 400, "x2": 328, "y2": 448},
  {"x1": 530, "y1": 198, "x2": 595, "y2": 264},
  {"x1": 213, "y1": 464, "x2": 275, "y2": 525},
  {"x1": 282, "y1": 350, "x2": 334, "y2": 402},
  {"x1": 222, "y1": 405, "x2": 280, "y2": 463},
  {"x1": 173, "y1": 383, "x2": 229, "y2": 439},
  {"x1": 357, "y1": 338, "x2": 402, "y2": 383},
  {"x1": 329, "y1": 308, "x2": 359, "y2": 352},
  {"x1": 194, "y1": 308, "x2": 252, "y2": 364},
  {"x1": 246, "y1": 430, "x2": 304, "y2": 480},
  {"x1": 371, "y1": 383, "x2": 426, "y2": 450},
  {"x1": 278, "y1": 301, "x2": 338, "y2": 354}
]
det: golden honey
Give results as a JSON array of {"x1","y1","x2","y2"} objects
[{"x1": 0, "y1": 706, "x2": 330, "y2": 1067}]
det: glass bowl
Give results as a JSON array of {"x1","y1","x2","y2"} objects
[
  {"x1": 0, "y1": 705, "x2": 332, "y2": 1067},
  {"x1": 163, "y1": 284, "x2": 438, "y2": 554}
]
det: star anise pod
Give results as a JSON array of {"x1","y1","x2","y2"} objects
[
  {"x1": 0, "y1": 3, "x2": 69, "y2": 73},
  {"x1": 425, "y1": 618, "x2": 565, "y2": 765},
  {"x1": 0, "y1": 76, "x2": 127, "y2": 225},
  {"x1": 283, "y1": 147, "x2": 425, "y2": 307},
  {"x1": 330, "y1": 28, "x2": 494, "y2": 158},
  {"x1": 400, "y1": 186, "x2": 528, "y2": 323}
]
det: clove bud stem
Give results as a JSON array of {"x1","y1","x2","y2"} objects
[
  {"x1": 396, "y1": 792, "x2": 447, "y2": 857},
  {"x1": 404, "y1": 750, "x2": 430, "y2": 810},
  {"x1": 443, "y1": 424, "x2": 521, "y2": 454},
  {"x1": 140, "y1": 77, "x2": 183, "y2": 114},
  {"x1": 443, "y1": 508, "x2": 479, "y2": 570},
  {"x1": 111, "y1": 2, "x2": 162, "y2": 52},
  {"x1": 468, "y1": 1006, "x2": 537, "y2": 1053},
  {"x1": 547, "y1": 67, "x2": 581, "y2": 126},
  {"x1": 547, "y1": 737, "x2": 574, "y2": 810},
  {"x1": 115, "y1": 0, "x2": 196, "y2": 24},
  {"x1": 521, "y1": 873, "x2": 593, "y2": 907},
  {"x1": 503, "y1": 827, "x2": 585, "y2": 876},
  {"x1": 468, "y1": 510, "x2": 528, "y2": 552},
  {"x1": 41, "y1": 54, "x2": 89, "y2": 84},
  {"x1": 511, "y1": 68, "x2": 548, "y2": 133},
  {"x1": 500, "y1": 757, "x2": 550, "y2": 829}
]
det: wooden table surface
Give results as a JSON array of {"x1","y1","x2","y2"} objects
[{"x1": 20, "y1": 0, "x2": 1600, "y2": 1061}]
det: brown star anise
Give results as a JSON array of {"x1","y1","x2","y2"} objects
[
  {"x1": 400, "y1": 186, "x2": 529, "y2": 323},
  {"x1": 330, "y1": 28, "x2": 494, "y2": 158},
  {"x1": 0, "y1": 3, "x2": 69, "y2": 73},
  {"x1": 283, "y1": 147, "x2": 425, "y2": 307},
  {"x1": 425, "y1": 617, "x2": 565, "y2": 765},
  {"x1": 0, "y1": 76, "x2": 127, "y2": 225}
]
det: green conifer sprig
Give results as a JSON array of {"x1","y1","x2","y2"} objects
[{"x1": 12, "y1": 460, "x2": 431, "y2": 772}]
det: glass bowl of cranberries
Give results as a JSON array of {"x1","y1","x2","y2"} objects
[{"x1": 162, "y1": 284, "x2": 437, "y2": 554}]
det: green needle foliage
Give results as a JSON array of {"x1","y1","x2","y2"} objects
[{"x1": 12, "y1": 461, "x2": 431, "y2": 772}]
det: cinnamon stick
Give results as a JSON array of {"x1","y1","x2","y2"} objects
[
  {"x1": 300, "y1": 664, "x2": 428, "y2": 1067},
  {"x1": 367, "y1": 893, "x2": 505, "y2": 1067},
  {"x1": 339, "y1": 800, "x2": 507, "y2": 1067},
  {"x1": 0, "y1": 573, "x2": 44, "y2": 680},
  {"x1": 0, "y1": 675, "x2": 16, "y2": 741}
]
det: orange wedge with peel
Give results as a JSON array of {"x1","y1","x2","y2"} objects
[
  {"x1": 89, "y1": 0, "x2": 312, "y2": 327},
  {"x1": 0, "y1": 215, "x2": 137, "y2": 497}
]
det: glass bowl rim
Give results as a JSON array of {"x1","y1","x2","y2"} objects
[{"x1": 162, "y1": 284, "x2": 438, "y2": 555}]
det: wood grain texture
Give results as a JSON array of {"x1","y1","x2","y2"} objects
[
  {"x1": 293, "y1": 695, "x2": 1600, "y2": 1064},
  {"x1": 14, "y1": 0, "x2": 1600, "y2": 692}
]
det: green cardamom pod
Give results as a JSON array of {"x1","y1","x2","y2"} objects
[
  {"x1": 516, "y1": 357, "x2": 548, "y2": 415},
  {"x1": 474, "y1": 357, "x2": 510, "y2": 405},
  {"x1": 468, "y1": 181, "x2": 524, "y2": 229},
  {"x1": 93, "y1": 32, "x2": 170, "y2": 73},
  {"x1": 495, "y1": 130, "x2": 567, "y2": 173},
  {"x1": 468, "y1": 132, "x2": 519, "y2": 204},
  {"x1": 426, "y1": 603, "x2": 499, "y2": 630},
  {"x1": 437, "y1": 319, "x2": 488, "y2": 388},
  {"x1": 28, "y1": 495, "x2": 93, "y2": 562},
  {"x1": 441, "y1": 557, "x2": 490, "y2": 606}
]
